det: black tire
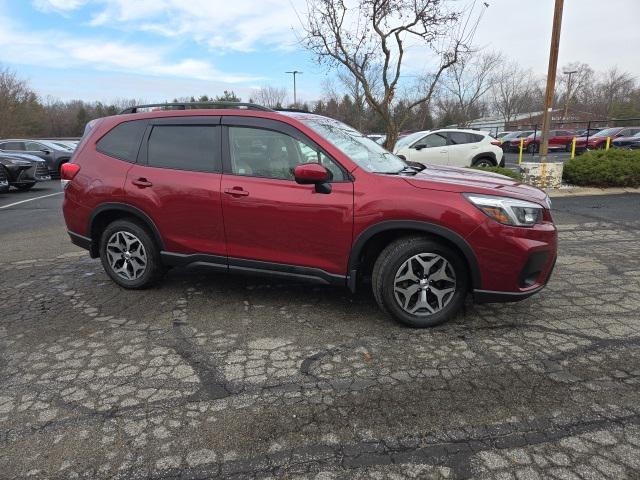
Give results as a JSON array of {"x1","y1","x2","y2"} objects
[
  {"x1": 371, "y1": 236, "x2": 468, "y2": 328},
  {"x1": 15, "y1": 183, "x2": 35, "y2": 191},
  {"x1": 472, "y1": 157, "x2": 495, "y2": 168},
  {"x1": 99, "y1": 219, "x2": 164, "y2": 289},
  {"x1": 527, "y1": 143, "x2": 538, "y2": 154}
]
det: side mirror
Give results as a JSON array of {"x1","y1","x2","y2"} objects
[
  {"x1": 40, "y1": 149, "x2": 51, "y2": 155},
  {"x1": 413, "y1": 144, "x2": 425, "y2": 151},
  {"x1": 294, "y1": 163, "x2": 331, "y2": 194}
]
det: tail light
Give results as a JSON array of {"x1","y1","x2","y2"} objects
[
  {"x1": 491, "y1": 140, "x2": 501, "y2": 146},
  {"x1": 61, "y1": 163, "x2": 80, "y2": 188}
]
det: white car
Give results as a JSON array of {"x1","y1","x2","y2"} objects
[{"x1": 393, "y1": 129, "x2": 504, "y2": 168}]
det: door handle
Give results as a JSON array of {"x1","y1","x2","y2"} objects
[
  {"x1": 224, "y1": 187, "x2": 249, "y2": 197},
  {"x1": 132, "y1": 178, "x2": 153, "y2": 188}
]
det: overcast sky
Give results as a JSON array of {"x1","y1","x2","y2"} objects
[{"x1": 0, "y1": 0, "x2": 638, "y2": 104}]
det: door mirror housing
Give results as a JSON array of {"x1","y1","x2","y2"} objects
[
  {"x1": 294, "y1": 163, "x2": 329, "y2": 184},
  {"x1": 40, "y1": 149, "x2": 51, "y2": 155},
  {"x1": 294, "y1": 163, "x2": 332, "y2": 194},
  {"x1": 413, "y1": 144, "x2": 425, "y2": 150}
]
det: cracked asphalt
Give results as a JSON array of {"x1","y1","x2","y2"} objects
[{"x1": 1, "y1": 183, "x2": 639, "y2": 479}]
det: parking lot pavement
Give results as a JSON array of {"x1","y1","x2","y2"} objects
[{"x1": 1, "y1": 184, "x2": 639, "y2": 479}]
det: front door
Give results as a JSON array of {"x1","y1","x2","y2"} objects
[
  {"x1": 409, "y1": 132, "x2": 449, "y2": 166},
  {"x1": 220, "y1": 118, "x2": 353, "y2": 276}
]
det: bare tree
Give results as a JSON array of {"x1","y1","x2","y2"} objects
[
  {"x1": 557, "y1": 62, "x2": 594, "y2": 121},
  {"x1": 252, "y1": 86, "x2": 288, "y2": 108},
  {"x1": 490, "y1": 60, "x2": 537, "y2": 124},
  {"x1": 593, "y1": 67, "x2": 636, "y2": 117},
  {"x1": 302, "y1": 0, "x2": 482, "y2": 149},
  {"x1": 0, "y1": 66, "x2": 43, "y2": 138},
  {"x1": 435, "y1": 51, "x2": 501, "y2": 125}
]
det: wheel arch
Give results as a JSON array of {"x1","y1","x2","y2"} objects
[
  {"x1": 347, "y1": 220, "x2": 482, "y2": 293},
  {"x1": 88, "y1": 203, "x2": 164, "y2": 258},
  {"x1": 471, "y1": 152, "x2": 497, "y2": 166}
]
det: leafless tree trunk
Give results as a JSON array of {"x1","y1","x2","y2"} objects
[{"x1": 302, "y1": 0, "x2": 482, "y2": 150}]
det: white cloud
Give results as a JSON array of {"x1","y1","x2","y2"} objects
[
  {"x1": 33, "y1": 0, "x2": 87, "y2": 12},
  {"x1": 0, "y1": 15, "x2": 260, "y2": 83},
  {"x1": 87, "y1": 0, "x2": 305, "y2": 52}
]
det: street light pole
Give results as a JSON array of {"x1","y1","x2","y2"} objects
[
  {"x1": 285, "y1": 70, "x2": 302, "y2": 106},
  {"x1": 539, "y1": 0, "x2": 565, "y2": 163},
  {"x1": 562, "y1": 69, "x2": 578, "y2": 122}
]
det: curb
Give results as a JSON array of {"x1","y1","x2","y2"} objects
[{"x1": 548, "y1": 187, "x2": 640, "y2": 198}]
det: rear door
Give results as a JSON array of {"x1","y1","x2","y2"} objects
[
  {"x1": 220, "y1": 116, "x2": 353, "y2": 276},
  {"x1": 408, "y1": 132, "x2": 448, "y2": 165},
  {"x1": 447, "y1": 131, "x2": 481, "y2": 166},
  {"x1": 124, "y1": 116, "x2": 226, "y2": 258}
]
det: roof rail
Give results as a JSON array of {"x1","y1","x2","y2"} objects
[
  {"x1": 275, "y1": 108, "x2": 311, "y2": 114},
  {"x1": 119, "y1": 102, "x2": 273, "y2": 114}
]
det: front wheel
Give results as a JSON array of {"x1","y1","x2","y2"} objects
[
  {"x1": 372, "y1": 237, "x2": 468, "y2": 328},
  {"x1": 99, "y1": 219, "x2": 164, "y2": 289}
]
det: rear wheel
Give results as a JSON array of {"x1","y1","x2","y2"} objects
[
  {"x1": 99, "y1": 219, "x2": 164, "y2": 289},
  {"x1": 472, "y1": 157, "x2": 495, "y2": 168},
  {"x1": 15, "y1": 183, "x2": 35, "y2": 191},
  {"x1": 372, "y1": 237, "x2": 467, "y2": 328},
  {"x1": 527, "y1": 143, "x2": 538, "y2": 154}
]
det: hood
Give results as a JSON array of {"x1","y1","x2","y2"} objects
[{"x1": 403, "y1": 164, "x2": 548, "y2": 205}]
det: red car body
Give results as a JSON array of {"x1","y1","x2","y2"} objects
[
  {"x1": 575, "y1": 126, "x2": 640, "y2": 150},
  {"x1": 509, "y1": 130, "x2": 576, "y2": 152},
  {"x1": 62, "y1": 108, "x2": 557, "y2": 314}
]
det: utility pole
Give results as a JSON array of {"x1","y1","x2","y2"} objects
[
  {"x1": 285, "y1": 70, "x2": 302, "y2": 106},
  {"x1": 562, "y1": 69, "x2": 578, "y2": 122},
  {"x1": 539, "y1": 0, "x2": 565, "y2": 163}
]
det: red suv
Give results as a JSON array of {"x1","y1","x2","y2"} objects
[
  {"x1": 509, "y1": 130, "x2": 576, "y2": 153},
  {"x1": 62, "y1": 103, "x2": 557, "y2": 328}
]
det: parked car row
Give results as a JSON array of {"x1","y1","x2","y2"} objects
[
  {"x1": 0, "y1": 138, "x2": 77, "y2": 178},
  {"x1": 499, "y1": 126, "x2": 640, "y2": 153}
]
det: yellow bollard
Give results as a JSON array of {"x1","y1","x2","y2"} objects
[
  {"x1": 605, "y1": 137, "x2": 611, "y2": 150},
  {"x1": 519, "y1": 138, "x2": 524, "y2": 165},
  {"x1": 571, "y1": 137, "x2": 576, "y2": 159}
]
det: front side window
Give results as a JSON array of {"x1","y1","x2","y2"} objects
[
  {"x1": 25, "y1": 141, "x2": 44, "y2": 151},
  {"x1": 228, "y1": 127, "x2": 345, "y2": 181},
  {"x1": 417, "y1": 133, "x2": 447, "y2": 148},
  {"x1": 97, "y1": 120, "x2": 147, "y2": 162},
  {"x1": 148, "y1": 125, "x2": 220, "y2": 172}
]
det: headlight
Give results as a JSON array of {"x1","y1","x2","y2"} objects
[{"x1": 464, "y1": 193, "x2": 544, "y2": 227}]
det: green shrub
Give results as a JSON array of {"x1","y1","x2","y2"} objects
[
  {"x1": 562, "y1": 148, "x2": 640, "y2": 187},
  {"x1": 468, "y1": 165, "x2": 523, "y2": 181}
]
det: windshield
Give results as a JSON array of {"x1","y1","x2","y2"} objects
[
  {"x1": 301, "y1": 117, "x2": 407, "y2": 174},
  {"x1": 395, "y1": 131, "x2": 428, "y2": 150},
  {"x1": 592, "y1": 127, "x2": 621, "y2": 137}
]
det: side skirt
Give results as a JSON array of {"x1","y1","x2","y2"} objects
[{"x1": 160, "y1": 252, "x2": 347, "y2": 287}]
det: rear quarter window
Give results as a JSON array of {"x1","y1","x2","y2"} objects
[{"x1": 96, "y1": 120, "x2": 147, "y2": 162}]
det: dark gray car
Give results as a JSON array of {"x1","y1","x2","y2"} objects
[
  {"x1": 0, "y1": 162, "x2": 8, "y2": 192},
  {"x1": 0, "y1": 139, "x2": 74, "y2": 177},
  {"x1": 0, "y1": 153, "x2": 51, "y2": 190}
]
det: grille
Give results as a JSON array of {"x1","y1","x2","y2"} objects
[{"x1": 35, "y1": 162, "x2": 51, "y2": 179}]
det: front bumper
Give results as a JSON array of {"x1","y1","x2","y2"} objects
[{"x1": 467, "y1": 216, "x2": 558, "y2": 303}]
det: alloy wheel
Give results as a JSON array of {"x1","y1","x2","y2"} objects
[
  {"x1": 393, "y1": 253, "x2": 456, "y2": 316},
  {"x1": 105, "y1": 231, "x2": 147, "y2": 281}
]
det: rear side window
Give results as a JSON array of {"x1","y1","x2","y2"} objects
[
  {"x1": 0, "y1": 141, "x2": 25, "y2": 150},
  {"x1": 147, "y1": 125, "x2": 220, "y2": 173},
  {"x1": 97, "y1": 120, "x2": 147, "y2": 162},
  {"x1": 449, "y1": 132, "x2": 482, "y2": 144}
]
